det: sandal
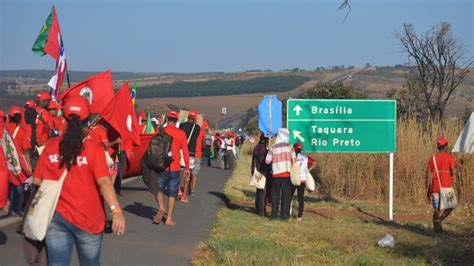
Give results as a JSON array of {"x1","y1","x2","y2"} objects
[{"x1": 153, "y1": 209, "x2": 166, "y2": 224}]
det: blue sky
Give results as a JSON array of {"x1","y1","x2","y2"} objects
[{"x1": 0, "y1": 0, "x2": 472, "y2": 72}]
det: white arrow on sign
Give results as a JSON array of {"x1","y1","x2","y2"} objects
[
  {"x1": 293, "y1": 104, "x2": 303, "y2": 116},
  {"x1": 293, "y1": 130, "x2": 305, "y2": 143}
]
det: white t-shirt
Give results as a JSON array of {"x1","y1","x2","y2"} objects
[{"x1": 295, "y1": 153, "x2": 309, "y2": 181}]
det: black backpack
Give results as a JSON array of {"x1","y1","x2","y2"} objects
[{"x1": 144, "y1": 127, "x2": 173, "y2": 172}]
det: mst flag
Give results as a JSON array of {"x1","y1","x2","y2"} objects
[
  {"x1": 100, "y1": 82, "x2": 140, "y2": 159},
  {"x1": 0, "y1": 122, "x2": 8, "y2": 209},
  {"x1": 32, "y1": 6, "x2": 67, "y2": 98},
  {"x1": 59, "y1": 70, "x2": 114, "y2": 114}
]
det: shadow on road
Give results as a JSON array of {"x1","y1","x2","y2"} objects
[
  {"x1": 123, "y1": 202, "x2": 157, "y2": 221},
  {"x1": 208, "y1": 191, "x2": 255, "y2": 214},
  {"x1": 0, "y1": 231, "x2": 7, "y2": 245}
]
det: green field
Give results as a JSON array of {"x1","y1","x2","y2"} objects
[{"x1": 193, "y1": 144, "x2": 474, "y2": 265}]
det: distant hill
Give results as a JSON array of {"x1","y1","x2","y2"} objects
[{"x1": 1, "y1": 67, "x2": 472, "y2": 118}]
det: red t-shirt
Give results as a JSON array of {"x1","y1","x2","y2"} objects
[
  {"x1": 33, "y1": 137, "x2": 110, "y2": 234},
  {"x1": 195, "y1": 129, "x2": 205, "y2": 159},
  {"x1": 164, "y1": 125, "x2": 190, "y2": 172},
  {"x1": 427, "y1": 152, "x2": 455, "y2": 193},
  {"x1": 35, "y1": 107, "x2": 53, "y2": 145},
  {"x1": 88, "y1": 125, "x2": 115, "y2": 155},
  {"x1": 52, "y1": 116, "x2": 67, "y2": 136}
]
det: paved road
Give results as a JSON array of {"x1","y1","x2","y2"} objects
[{"x1": 0, "y1": 165, "x2": 231, "y2": 265}]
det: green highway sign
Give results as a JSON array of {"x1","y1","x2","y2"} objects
[{"x1": 287, "y1": 99, "x2": 396, "y2": 153}]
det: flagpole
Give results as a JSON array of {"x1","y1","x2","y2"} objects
[{"x1": 66, "y1": 69, "x2": 71, "y2": 88}]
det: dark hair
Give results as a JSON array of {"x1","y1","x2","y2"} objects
[
  {"x1": 168, "y1": 117, "x2": 177, "y2": 123},
  {"x1": 438, "y1": 144, "x2": 448, "y2": 152},
  {"x1": 59, "y1": 114, "x2": 87, "y2": 170},
  {"x1": 9, "y1": 113, "x2": 22, "y2": 124}
]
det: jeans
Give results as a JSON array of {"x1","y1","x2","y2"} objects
[
  {"x1": 235, "y1": 146, "x2": 240, "y2": 160},
  {"x1": 157, "y1": 171, "x2": 180, "y2": 197},
  {"x1": 271, "y1": 177, "x2": 292, "y2": 220},
  {"x1": 46, "y1": 213, "x2": 103, "y2": 266},
  {"x1": 291, "y1": 184, "x2": 306, "y2": 218},
  {"x1": 8, "y1": 184, "x2": 24, "y2": 215}
]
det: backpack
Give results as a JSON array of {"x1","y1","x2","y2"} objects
[
  {"x1": 205, "y1": 134, "x2": 213, "y2": 146},
  {"x1": 144, "y1": 127, "x2": 173, "y2": 172}
]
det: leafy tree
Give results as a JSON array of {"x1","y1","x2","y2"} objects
[{"x1": 298, "y1": 81, "x2": 367, "y2": 100}]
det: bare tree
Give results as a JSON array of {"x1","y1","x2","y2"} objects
[
  {"x1": 339, "y1": 0, "x2": 351, "y2": 22},
  {"x1": 394, "y1": 22, "x2": 472, "y2": 121}
]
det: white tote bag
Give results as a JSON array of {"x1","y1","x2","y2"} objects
[
  {"x1": 249, "y1": 168, "x2": 266, "y2": 190},
  {"x1": 290, "y1": 163, "x2": 301, "y2": 186},
  {"x1": 24, "y1": 169, "x2": 68, "y2": 241},
  {"x1": 305, "y1": 170, "x2": 315, "y2": 192},
  {"x1": 433, "y1": 156, "x2": 457, "y2": 210}
]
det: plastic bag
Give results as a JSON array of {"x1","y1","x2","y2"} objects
[{"x1": 377, "y1": 234, "x2": 395, "y2": 248}]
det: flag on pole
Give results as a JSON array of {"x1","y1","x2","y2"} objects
[
  {"x1": 32, "y1": 6, "x2": 67, "y2": 99},
  {"x1": 59, "y1": 70, "x2": 114, "y2": 114},
  {"x1": 145, "y1": 112, "x2": 155, "y2": 134},
  {"x1": 130, "y1": 80, "x2": 137, "y2": 106}
]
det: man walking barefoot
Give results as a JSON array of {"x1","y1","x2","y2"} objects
[{"x1": 154, "y1": 111, "x2": 190, "y2": 226}]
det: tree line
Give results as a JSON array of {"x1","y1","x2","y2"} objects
[{"x1": 137, "y1": 76, "x2": 310, "y2": 98}]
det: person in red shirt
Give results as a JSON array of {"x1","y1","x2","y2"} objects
[
  {"x1": 5, "y1": 106, "x2": 32, "y2": 216},
  {"x1": 153, "y1": 111, "x2": 190, "y2": 227},
  {"x1": 88, "y1": 120, "x2": 121, "y2": 184},
  {"x1": 426, "y1": 137, "x2": 457, "y2": 236},
  {"x1": 48, "y1": 100, "x2": 66, "y2": 136},
  {"x1": 34, "y1": 91, "x2": 54, "y2": 146},
  {"x1": 32, "y1": 95, "x2": 125, "y2": 265},
  {"x1": 292, "y1": 142, "x2": 316, "y2": 221}
]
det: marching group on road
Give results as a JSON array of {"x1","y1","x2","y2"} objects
[
  {"x1": 0, "y1": 91, "x2": 459, "y2": 265},
  {"x1": 0, "y1": 91, "x2": 244, "y2": 265}
]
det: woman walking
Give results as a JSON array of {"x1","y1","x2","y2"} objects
[
  {"x1": 265, "y1": 128, "x2": 295, "y2": 221},
  {"x1": 251, "y1": 133, "x2": 271, "y2": 216},
  {"x1": 32, "y1": 96, "x2": 125, "y2": 265},
  {"x1": 292, "y1": 143, "x2": 316, "y2": 221}
]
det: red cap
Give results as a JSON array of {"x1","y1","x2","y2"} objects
[
  {"x1": 48, "y1": 101, "x2": 61, "y2": 110},
  {"x1": 9, "y1": 106, "x2": 22, "y2": 116},
  {"x1": 24, "y1": 100, "x2": 35, "y2": 108},
  {"x1": 437, "y1": 138, "x2": 448, "y2": 148},
  {"x1": 294, "y1": 142, "x2": 303, "y2": 151},
  {"x1": 227, "y1": 132, "x2": 233, "y2": 137},
  {"x1": 63, "y1": 96, "x2": 90, "y2": 121},
  {"x1": 188, "y1": 110, "x2": 197, "y2": 119},
  {"x1": 167, "y1": 110, "x2": 179, "y2": 119},
  {"x1": 36, "y1": 91, "x2": 52, "y2": 101}
]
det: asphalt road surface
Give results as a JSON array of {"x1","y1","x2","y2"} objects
[{"x1": 0, "y1": 165, "x2": 231, "y2": 265}]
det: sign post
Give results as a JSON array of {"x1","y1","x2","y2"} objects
[{"x1": 287, "y1": 99, "x2": 397, "y2": 220}]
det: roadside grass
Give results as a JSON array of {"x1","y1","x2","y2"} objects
[{"x1": 194, "y1": 143, "x2": 474, "y2": 265}]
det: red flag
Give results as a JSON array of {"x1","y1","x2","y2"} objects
[
  {"x1": 59, "y1": 70, "x2": 114, "y2": 114},
  {"x1": 32, "y1": 6, "x2": 67, "y2": 99},
  {"x1": 139, "y1": 110, "x2": 146, "y2": 125},
  {"x1": 100, "y1": 82, "x2": 140, "y2": 159}
]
